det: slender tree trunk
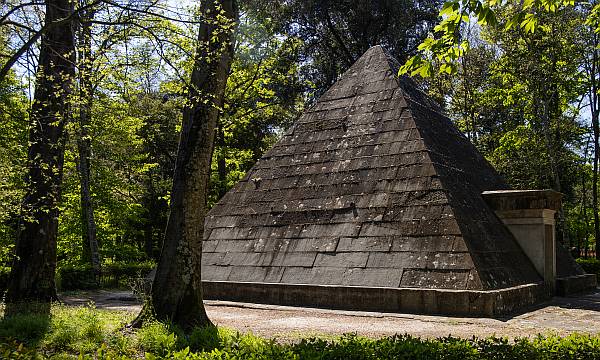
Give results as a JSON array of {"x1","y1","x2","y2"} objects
[
  {"x1": 541, "y1": 54, "x2": 567, "y2": 245},
  {"x1": 217, "y1": 122, "x2": 227, "y2": 199},
  {"x1": 144, "y1": 183, "x2": 157, "y2": 259},
  {"x1": 77, "y1": 7, "x2": 100, "y2": 277},
  {"x1": 592, "y1": 108, "x2": 600, "y2": 259},
  {"x1": 139, "y1": 0, "x2": 238, "y2": 330},
  {"x1": 593, "y1": 111, "x2": 599, "y2": 258},
  {"x1": 581, "y1": 135, "x2": 592, "y2": 258},
  {"x1": 144, "y1": 225, "x2": 153, "y2": 259},
  {"x1": 6, "y1": 0, "x2": 75, "y2": 304}
]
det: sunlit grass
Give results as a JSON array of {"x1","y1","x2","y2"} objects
[
  {"x1": 0, "y1": 303, "x2": 137, "y2": 358},
  {"x1": 2, "y1": 303, "x2": 600, "y2": 359}
]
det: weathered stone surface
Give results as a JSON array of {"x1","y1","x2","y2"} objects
[
  {"x1": 337, "y1": 237, "x2": 393, "y2": 252},
  {"x1": 202, "y1": 280, "x2": 549, "y2": 317},
  {"x1": 556, "y1": 274, "x2": 597, "y2": 296},
  {"x1": 314, "y1": 252, "x2": 370, "y2": 268},
  {"x1": 202, "y1": 45, "x2": 543, "y2": 296}
]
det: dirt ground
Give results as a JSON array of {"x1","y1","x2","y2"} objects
[{"x1": 61, "y1": 289, "x2": 600, "y2": 340}]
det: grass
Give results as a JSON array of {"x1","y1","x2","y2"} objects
[
  {"x1": 0, "y1": 303, "x2": 137, "y2": 359},
  {"x1": 2, "y1": 304, "x2": 600, "y2": 359}
]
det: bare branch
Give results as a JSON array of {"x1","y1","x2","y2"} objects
[{"x1": 0, "y1": 1, "x2": 44, "y2": 25}]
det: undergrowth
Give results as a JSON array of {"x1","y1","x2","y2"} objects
[{"x1": 1, "y1": 304, "x2": 600, "y2": 359}]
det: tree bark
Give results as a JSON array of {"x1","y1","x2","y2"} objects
[
  {"x1": 6, "y1": 0, "x2": 76, "y2": 304},
  {"x1": 591, "y1": 36, "x2": 600, "y2": 259},
  {"x1": 581, "y1": 135, "x2": 592, "y2": 257},
  {"x1": 217, "y1": 121, "x2": 228, "y2": 199},
  {"x1": 77, "y1": 6, "x2": 101, "y2": 277},
  {"x1": 142, "y1": 0, "x2": 238, "y2": 329}
]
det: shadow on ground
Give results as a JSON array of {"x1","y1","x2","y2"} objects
[
  {"x1": 499, "y1": 288, "x2": 600, "y2": 321},
  {"x1": 553, "y1": 289, "x2": 600, "y2": 311},
  {"x1": 0, "y1": 302, "x2": 51, "y2": 347},
  {"x1": 61, "y1": 289, "x2": 142, "y2": 312}
]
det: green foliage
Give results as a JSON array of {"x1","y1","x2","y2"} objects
[
  {"x1": 0, "y1": 310, "x2": 50, "y2": 346},
  {"x1": 399, "y1": 0, "x2": 579, "y2": 77},
  {"x1": 138, "y1": 321, "x2": 180, "y2": 356},
  {"x1": 0, "y1": 305, "x2": 133, "y2": 358},
  {"x1": 0, "y1": 339, "x2": 40, "y2": 360},
  {"x1": 247, "y1": 0, "x2": 441, "y2": 98},
  {"x1": 208, "y1": 14, "x2": 306, "y2": 206},
  {"x1": 576, "y1": 258, "x2": 600, "y2": 277},
  {"x1": 426, "y1": 1, "x2": 590, "y2": 246},
  {"x1": 488, "y1": 125, "x2": 578, "y2": 191},
  {"x1": 0, "y1": 68, "x2": 28, "y2": 268}
]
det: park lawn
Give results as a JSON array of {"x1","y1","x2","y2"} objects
[{"x1": 2, "y1": 304, "x2": 600, "y2": 359}]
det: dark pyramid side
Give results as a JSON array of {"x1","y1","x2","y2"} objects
[{"x1": 201, "y1": 45, "x2": 542, "y2": 291}]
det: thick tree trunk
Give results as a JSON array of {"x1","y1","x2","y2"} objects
[
  {"x1": 77, "y1": 8, "x2": 100, "y2": 277},
  {"x1": 6, "y1": 0, "x2": 75, "y2": 304},
  {"x1": 144, "y1": 0, "x2": 238, "y2": 329}
]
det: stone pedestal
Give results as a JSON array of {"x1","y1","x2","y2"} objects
[{"x1": 482, "y1": 190, "x2": 562, "y2": 294}]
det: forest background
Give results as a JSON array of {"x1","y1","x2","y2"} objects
[{"x1": 1, "y1": 0, "x2": 599, "y2": 288}]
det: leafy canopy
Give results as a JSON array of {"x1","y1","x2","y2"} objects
[{"x1": 399, "y1": 0, "x2": 590, "y2": 77}]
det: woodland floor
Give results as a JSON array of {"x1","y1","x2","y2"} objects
[{"x1": 61, "y1": 289, "x2": 600, "y2": 341}]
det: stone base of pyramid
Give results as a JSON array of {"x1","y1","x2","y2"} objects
[
  {"x1": 556, "y1": 274, "x2": 597, "y2": 296},
  {"x1": 202, "y1": 280, "x2": 550, "y2": 317}
]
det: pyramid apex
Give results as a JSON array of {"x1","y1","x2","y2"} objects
[
  {"x1": 356, "y1": 44, "x2": 391, "y2": 64},
  {"x1": 365, "y1": 44, "x2": 386, "y2": 53},
  {"x1": 329, "y1": 46, "x2": 443, "y2": 114}
]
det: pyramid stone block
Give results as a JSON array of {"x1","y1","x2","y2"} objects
[{"x1": 201, "y1": 46, "x2": 555, "y2": 316}]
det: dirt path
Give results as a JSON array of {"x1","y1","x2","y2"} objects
[{"x1": 61, "y1": 289, "x2": 600, "y2": 340}]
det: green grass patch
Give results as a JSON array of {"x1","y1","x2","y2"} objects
[{"x1": 2, "y1": 304, "x2": 600, "y2": 359}]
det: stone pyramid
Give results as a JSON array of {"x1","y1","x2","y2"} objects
[{"x1": 201, "y1": 46, "x2": 545, "y2": 314}]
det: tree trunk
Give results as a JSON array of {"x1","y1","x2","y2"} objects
[
  {"x1": 143, "y1": 0, "x2": 238, "y2": 330},
  {"x1": 581, "y1": 135, "x2": 592, "y2": 258},
  {"x1": 593, "y1": 109, "x2": 599, "y2": 258},
  {"x1": 6, "y1": 0, "x2": 76, "y2": 304},
  {"x1": 77, "y1": 7, "x2": 101, "y2": 277},
  {"x1": 144, "y1": 183, "x2": 157, "y2": 259},
  {"x1": 590, "y1": 34, "x2": 600, "y2": 259},
  {"x1": 217, "y1": 121, "x2": 227, "y2": 199}
]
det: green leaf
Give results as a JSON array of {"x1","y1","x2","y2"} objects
[
  {"x1": 440, "y1": 1, "x2": 459, "y2": 17},
  {"x1": 523, "y1": 0, "x2": 535, "y2": 9},
  {"x1": 505, "y1": 13, "x2": 523, "y2": 30},
  {"x1": 520, "y1": 13, "x2": 537, "y2": 33},
  {"x1": 417, "y1": 38, "x2": 435, "y2": 51}
]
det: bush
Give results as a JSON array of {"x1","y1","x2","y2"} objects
[
  {"x1": 158, "y1": 333, "x2": 600, "y2": 360},
  {"x1": 56, "y1": 261, "x2": 155, "y2": 291},
  {"x1": 1, "y1": 261, "x2": 155, "y2": 292},
  {"x1": 56, "y1": 264, "x2": 98, "y2": 291},
  {"x1": 576, "y1": 258, "x2": 600, "y2": 277}
]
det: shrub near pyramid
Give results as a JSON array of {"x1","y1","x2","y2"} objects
[{"x1": 201, "y1": 46, "x2": 548, "y2": 316}]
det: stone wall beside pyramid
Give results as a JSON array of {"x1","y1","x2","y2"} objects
[{"x1": 200, "y1": 45, "x2": 590, "y2": 316}]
